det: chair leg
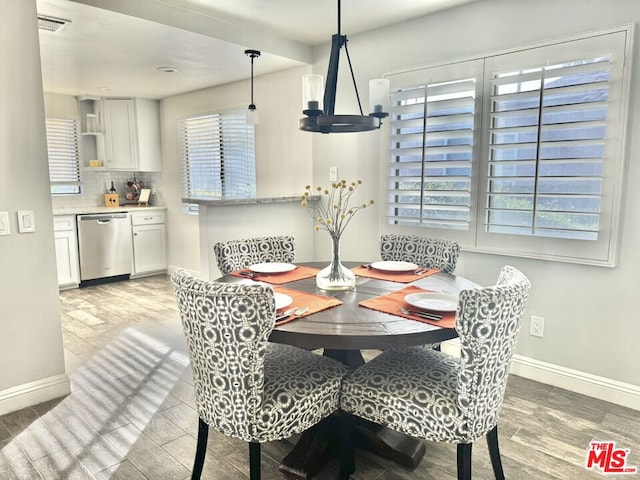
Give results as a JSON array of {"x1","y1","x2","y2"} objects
[
  {"x1": 486, "y1": 425, "x2": 506, "y2": 480},
  {"x1": 249, "y1": 442, "x2": 261, "y2": 480},
  {"x1": 456, "y1": 443, "x2": 472, "y2": 480},
  {"x1": 338, "y1": 412, "x2": 356, "y2": 480},
  {"x1": 192, "y1": 418, "x2": 209, "y2": 480}
]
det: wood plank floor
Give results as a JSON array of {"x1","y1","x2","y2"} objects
[{"x1": 1, "y1": 274, "x2": 638, "y2": 479}]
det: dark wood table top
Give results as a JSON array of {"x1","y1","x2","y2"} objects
[{"x1": 219, "y1": 261, "x2": 478, "y2": 353}]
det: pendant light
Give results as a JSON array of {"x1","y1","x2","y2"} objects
[
  {"x1": 299, "y1": 0, "x2": 389, "y2": 134},
  {"x1": 245, "y1": 49, "x2": 261, "y2": 125}
]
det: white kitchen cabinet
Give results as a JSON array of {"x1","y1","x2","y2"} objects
[
  {"x1": 102, "y1": 98, "x2": 162, "y2": 172},
  {"x1": 53, "y1": 216, "x2": 80, "y2": 289},
  {"x1": 131, "y1": 211, "x2": 166, "y2": 277}
]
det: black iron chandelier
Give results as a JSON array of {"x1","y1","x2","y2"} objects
[{"x1": 299, "y1": 0, "x2": 389, "y2": 134}]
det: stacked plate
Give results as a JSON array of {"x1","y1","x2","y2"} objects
[
  {"x1": 249, "y1": 262, "x2": 296, "y2": 274},
  {"x1": 369, "y1": 261, "x2": 418, "y2": 272},
  {"x1": 404, "y1": 292, "x2": 458, "y2": 312}
]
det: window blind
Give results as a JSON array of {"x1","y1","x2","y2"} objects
[
  {"x1": 487, "y1": 57, "x2": 611, "y2": 240},
  {"x1": 45, "y1": 118, "x2": 81, "y2": 194},
  {"x1": 178, "y1": 111, "x2": 256, "y2": 202},
  {"x1": 388, "y1": 78, "x2": 477, "y2": 230}
]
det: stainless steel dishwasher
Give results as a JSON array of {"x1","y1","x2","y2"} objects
[{"x1": 77, "y1": 213, "x2": 132, "y2": 281}]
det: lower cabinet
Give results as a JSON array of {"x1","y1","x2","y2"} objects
[
  {"x1": 54, "y1": 216, "x2": 80, "y2": 289},
  {"x1": 131, "y1": 211, "x2": 167, "y2": 277}
]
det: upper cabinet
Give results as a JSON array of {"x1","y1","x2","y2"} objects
[{"x1": 78, "y1": 96, "x2": 162, "y2": 172}]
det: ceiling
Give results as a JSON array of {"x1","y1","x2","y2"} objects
[{"x1": 36, "y1": 0, "x2": 475, "y2": 99}]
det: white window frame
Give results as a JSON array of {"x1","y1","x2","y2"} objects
[
  {"x1": 385, "y1": 26, "x2": 632, "y2": 267},
  {"x1": 178, "y1": 109, "x2": 256, "y2": 213},
  {"x1": 45, "y1": 117, "x2": 81, "y2": 195}
]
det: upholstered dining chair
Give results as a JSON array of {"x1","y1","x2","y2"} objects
[
  {"x1": 171, "y1": 269, "x2": 350, "y2": 480},
  {"x1": 380, "y1": 234, "x2": 461, "y2": 274},
  {"x1": 340, "y1": 265, "x2": 531, "y2": 480},
  {"x1": 213, "y1": 235, "x2": 296, "y2": 275}
]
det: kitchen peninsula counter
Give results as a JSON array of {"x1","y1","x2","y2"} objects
[{"x1": 182, "y1": 195, "x2": 303, "y2": 206}]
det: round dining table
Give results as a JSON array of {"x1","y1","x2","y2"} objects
[{"x1": 218, "y1": 261, "x2": 479, "y2": 479}]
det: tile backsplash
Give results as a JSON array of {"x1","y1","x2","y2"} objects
[{"x1": 51, "y1": 170, "x2": 165, "y2": 209}]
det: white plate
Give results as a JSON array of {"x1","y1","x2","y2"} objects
[
  {"x1": 249, "y1": 262, "x2": 296, "y2": 274},
  {"x1": 404, "y1": 292, "x2": 458, "y2": 312},
  {"x1": 274, "y1": 293, "x2": 293, "y2": 310},
  {"x1": 370, "y1": 261, "x2": 418, "y2": 272}
]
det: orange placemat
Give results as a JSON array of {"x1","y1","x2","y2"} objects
[
  {"x1": 353, "y1": 265, "x2": 440, "y2": 283},
  {"x1": 231, "y1": 265, "x2": 320, "y2": 285},
  {"x1": 273, "y1": 286, "x2": 343, "y2": 326},
  {"x1": 359, "y1": 285, "x2": 456, "y2": 328}
]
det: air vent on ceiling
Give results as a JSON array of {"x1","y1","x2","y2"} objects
[{"x1": 37, "y1": 14, "x2": 71, "y2": 32}]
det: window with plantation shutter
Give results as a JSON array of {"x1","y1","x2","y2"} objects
[
  {"x1": 385, "y1": 28, "x2": 630, "y2": 266},
  {"x1": 486, "y1": 57, "x2": 611, "y2": 241},
  {"x1": 45, "y1": 118, "x2": 81, "y2": 195},
  {"x1": 389, "y1": 77, "x2": 477, "y2": 229},
  {"x1": 387, "y1": 60, "x2": 484, "y2": 246},
  {"x1": 178, "y1": 110, "x2": 256, "y2": 209}
]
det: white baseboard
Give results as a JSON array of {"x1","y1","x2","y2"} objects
[
  {"x1": 441, "y1": 339, "x2": 639, "y2": 411},
  {"x1": 510, "y1": 355, "x2": 640, "y2": 411},
  {"x1": 0, "y1": 374, "x2": 70, "y2": 416}
]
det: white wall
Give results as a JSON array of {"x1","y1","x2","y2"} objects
[
  {"x1": 0, "y1": 0, "x2": 69, "y2": 414},
  {"x1": 310, "y1": 0, "x2": 640, "y2": 391},
  {"x1": 161, "y1": 65, "x2": 314, "y2": 275}
]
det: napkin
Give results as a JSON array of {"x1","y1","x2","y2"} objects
[
  {"x1": 230, "y1": 265, "x2": 320, "y2": 285},
  {"x1": 353, "y1": 265, "x2": 440, "y2": 283},
  {"x1": 273, "y1": 286, "x2": 342, "y2": 326},
  {"x1": 359, "y1": 285, "x2": 456, "y2": 328}
]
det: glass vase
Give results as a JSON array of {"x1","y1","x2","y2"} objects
[{"x1": 316, "y1": 233, "x2": 356, "y2": 290}]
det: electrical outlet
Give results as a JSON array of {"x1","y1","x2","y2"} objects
[
  {"x1": 329, "y1": 166, "x2": 338, "y2": 182},
  {"x1": 530, "y1": 315, "x2": 544, "y2": 337}
]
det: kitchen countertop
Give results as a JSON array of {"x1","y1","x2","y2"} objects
[{"x1": 53, "y1": 205, "x2": 167, "y2": 215}]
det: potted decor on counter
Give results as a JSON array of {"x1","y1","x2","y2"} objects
[{"x1": 301, "y1": 180, "x2": 374, "y2": 290}]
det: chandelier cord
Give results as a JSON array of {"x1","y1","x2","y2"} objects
[{"x1": 250, "y1": 55, "x2": 255, "y2": 105}]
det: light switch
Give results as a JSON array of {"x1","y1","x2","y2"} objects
[
  {"x1": 0, "y1": 212, "x2": 9, "y2": 236},
  {"x1": 17, "y1": 210, "x2": 36, "y2": 233}
]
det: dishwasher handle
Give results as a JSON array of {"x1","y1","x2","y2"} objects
[{"x1": 78, "y1": 213, "x2": 128, "y2": 222}]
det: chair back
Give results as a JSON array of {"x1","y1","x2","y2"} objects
[
  {"x1": 380, "y1": 234, "x2": 460, "y2": 273},
  {"x1": 455, "y1": 265, "x2": 531, "y2": 438},
  {"x1": 214, "y1": 235, "x2": 296, "y2": 274},
  {"x1": 170, "y1": 269, "x2": 275, "y2": 439}
]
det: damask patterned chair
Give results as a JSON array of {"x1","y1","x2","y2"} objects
[
  {"x1": 213, "y1": 235, "x2": 296, "y2": 275},
  {"x1": 340, "y1": 266, "x2": 531, "y2": 480},
  {"x1": 380, "y1": 234, "x2": 461, "y2": 274},
  {"x1": 171, "y1": 269, "x2": 350, "y2": 480}
]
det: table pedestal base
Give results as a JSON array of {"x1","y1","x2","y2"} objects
[{"x1": 278, "y1": 416, "x2": 425, "y2": 479}]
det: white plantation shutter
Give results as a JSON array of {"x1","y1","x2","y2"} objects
[
  {"x1": 385, "y1": 29, "x2": 630, "y2": 266},
  {"x1": 178, "y1": 110, "x2": 256, "y2": 204},
  {"x1": 45, "y1": 118, "x2": 81, "y2": 194},
  {"x1": 477, "y1": 31, "x2": 628, "y2": 265},
  {"x1": 387, "y1": 60, "x2": 484, "y2": 245},
  {"x1": 486, "y1": 57, "x2": 611, "y2": 240}
]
